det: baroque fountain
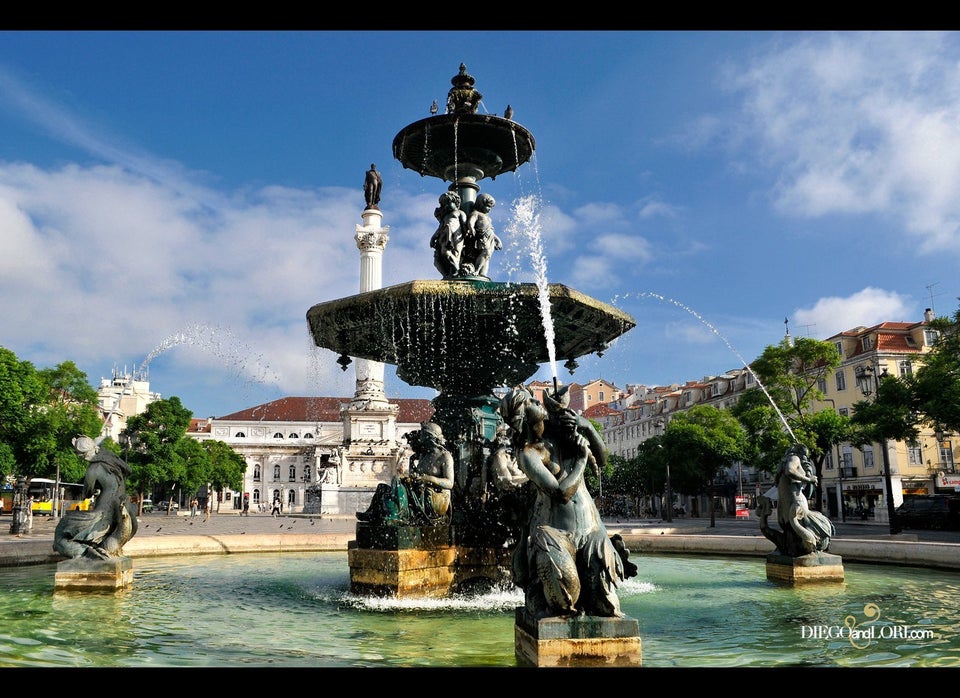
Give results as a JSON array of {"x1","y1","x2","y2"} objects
[{"x1": 306, "y1": 64, "x2": 640, "y2": 666}]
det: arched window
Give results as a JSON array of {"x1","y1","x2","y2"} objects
[
  {"x1": 274, "y1": 432, "x2": 284, "y2": 439},
  {"x1": 303, "y1": 433, "x2": 314, "y2": 439},
  {"x1": 253, "y1": 464, "x2": 261, "y2": 482},
  {"x1": 302, "y1": 465, "x2": 311, "y2": 482},
  {"x1": 287, "y1": 489, "x2": 296, "y2": 507},
  {"x1": 253, "y1": 489, "x2": 261, "y2": 504},
  {"x1": 288, "y1": 433, "x2": 299, "y2": 439},
  {"x1": 288, "y1": 464, "x2": 296, "y2": 482},
  {"x1": 273, "y1": 464, "x2": 281, "y2": 480},
  {"x1": 235, "y1": 431, "x2": 246, "y2": 438}
]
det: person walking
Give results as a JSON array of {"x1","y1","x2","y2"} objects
[
  {"x1": 242, "y1": 498, "x2": 250, "y2": 516},
  {"x1": 190, "y1": 497, "x2": 199, "y2": 518},
  {"x1": 271, "y1": 499, "x2": 281, "y2": 518}
]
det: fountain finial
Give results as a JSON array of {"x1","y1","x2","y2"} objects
[{"x1": 446, "y1": 63, "x2": 483, "y2": 114}]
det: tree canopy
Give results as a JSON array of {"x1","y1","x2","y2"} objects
[{"x1": 0, "y1": 348, "x2": 101, "y2": 483}]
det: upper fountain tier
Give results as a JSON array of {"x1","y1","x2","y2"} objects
[{"x1": 392, "y1": 64, "x2": 535, "y2": 183}]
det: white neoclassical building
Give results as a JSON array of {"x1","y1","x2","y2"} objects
[{"x1": 187, "y1": 396, "x2": 434, "y2": 514}]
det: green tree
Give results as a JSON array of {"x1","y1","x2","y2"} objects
[
  {"x1": 742, "y1": 336, "x2": 843, "y2": 509},
  {"x1": 606, "y1": 445, "x2": 660, "y2": 517},
  {"x1": 661, "y1": 405, "x2": 746, "y2": 525},
  {"x1": 0, "y1": 348, "x2": 100, "y2": 483},
  {"x1": 123, "y1": 396, "x2": 194, "y2": 507},
  {"x1": 907, "y1": 301, "x2": 960, "y2": 435},
  {"x1": 202, "y1": 439, "x2": 246, "y2": 510}
]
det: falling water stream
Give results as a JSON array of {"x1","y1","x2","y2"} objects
[
  {"x1": 100, "y1": 323, "x2": 279, "y2": 435},
  {"x1": 499, "y1": 192, "x2": 795, "y2": 442},
  {"x1": 611, "y1": 292, "x2": 796, "y2": 441}
]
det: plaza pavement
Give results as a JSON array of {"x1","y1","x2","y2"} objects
[{"x1": 1, "y1": 509, "x2": 958, "y2": 570}]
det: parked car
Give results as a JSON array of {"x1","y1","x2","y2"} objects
[
  {"x1": 155, "y1": 500, "x2": 180, "y2": 512},
  {"x1": 140, "y1": 499, "x2": 154, "y2": 513},
  {"x1": 896, "y1": 495, "x2": 960, "y2": 530}
]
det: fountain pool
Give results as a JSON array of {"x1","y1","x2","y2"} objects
[{"x1": 1, "y1": 552, "x2": 956, "y2": 668}]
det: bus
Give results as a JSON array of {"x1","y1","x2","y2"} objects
[{"x1": 26, "y1": 478, "x2": 93, "y2": 516}]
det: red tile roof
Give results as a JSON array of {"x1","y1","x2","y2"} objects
[
  {"x1": 583, "y1": 403, "x2": 619, "y2": 419},
  {"x1": 217, "y1": 397, "x2": 434, "y2": 424}
]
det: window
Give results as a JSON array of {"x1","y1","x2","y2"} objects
[
  {"x1": 274, "y1": 432, "x2": 284, "y2": 439},
  {"x1": 835, "y1": 370, "x2": 846, "y2": 391},
  {"x1": 825, "y1": 451, "x2": 834, "y2": 470},
  {"x1": 304, "y1": 433, "x2": 314, "y2": 439},
  {"x1": 862, "y1": 445, "x2": 875, "y2": 468},
  {"x1": 817, "y1": 377, "x2": 826, "y2": 393},
  {"x1": 940, "y1": 441, "x2": 955, "y2": 472},
  {"x1": 303, "y1": 465, "x2": 311, "y2": 482},
  {"x1": 273, "y1": 464, "x2": 281, "y2": 480},
  {"x1": 598, "y1": 390, "x2": 605, "y2": 402},
  {"x1": 253, "y1": 489, "x2": 260, "y2": 504},
  {"x1": 924, "y1": 328, "x2": 940, "y2": 345},
  {"x1": 235, "y1": 431, "x2": 246, "y2": 438},
  {"x1": 862, "y1": 336, "x2": 872, "y2": 351},
  {"x1": 289, "y1": 432, "x2": 299, "y2": 439},
  {"x1": 288, "y1": 465, "x2": 296, "y2": 482},
  {"x1": 839, "y1": 448, "x2": 852, "y2": 471},
  {"x1": 253, "y1": 464, "x2": 261, "y2": 482},
  {"x1": 898, "y1": 360, "x2": 913, "y2": 377},
  {"x1": 908, "y1": 442, "x2": 922, "y2": 465},
  {"x1": 287, "y1": 490, "x2": 296, "y2": 507},
  {"x1": 839, "y1": 407, "x2": 849, "y2": 417},
  {"x1": 835, "y1": 341, "x2": 843, "y2": 357}
]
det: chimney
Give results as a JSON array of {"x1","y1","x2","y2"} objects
[{"x1": 924, "y1": 308, "x2": 935, "y2": 322}]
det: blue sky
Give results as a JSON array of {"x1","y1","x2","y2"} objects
[{"x1": 2, "y1": 31, "x2": 959, "y2": 419}]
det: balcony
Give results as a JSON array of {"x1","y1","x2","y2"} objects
[{"x1": 838, "y1": 467, "x2": 858, "y2": 479}]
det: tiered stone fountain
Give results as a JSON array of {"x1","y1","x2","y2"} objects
[{"x1": 306, "y1": 65, "x2": 639, "y2": 666}]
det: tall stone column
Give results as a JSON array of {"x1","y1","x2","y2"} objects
[{"x1": 351, "y1": 208, "x2": 392, "y2": 410}]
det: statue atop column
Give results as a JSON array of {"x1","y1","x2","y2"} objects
[{"x1": 363, "y1": 163, "x2": 382, "y2": 209}]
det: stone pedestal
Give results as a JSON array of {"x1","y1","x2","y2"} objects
[
  {"x1": 54, "y1": 556, "x2": 133, "y2": 592},
  {"x1": 514, "y1": 608, "x2": 642, "y2": 667},
  {"x1": 765, "y1": 551, "x2": 845, "y2": 585},
  {"x1": 349, "y1": 522, "x2": 455, "y2": 597},
  {"x1": 349, "y1": 521, "x2": 516, "y2": 597}
]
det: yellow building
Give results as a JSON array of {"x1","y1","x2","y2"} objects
[{"x1": 814, "y1": 309, "x2": 957, "y2": 524}]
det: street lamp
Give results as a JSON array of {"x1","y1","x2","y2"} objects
[
  {"x1": 854, "y1": 364, "x2": 901, "y2": 535},
  {"x1": 655, "y1": 418, "x2": 671, "y2": 523}
]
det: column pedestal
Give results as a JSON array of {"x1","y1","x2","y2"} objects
[
  {"x1": 766, "y1": 551, "x2": 845, "y2": 585},
  {"x1": 514, "y1": 608, "x2": 642, "y2": 667},
  {"x1": 54, "y1": 556, "x2": 133, "y2": 592}
]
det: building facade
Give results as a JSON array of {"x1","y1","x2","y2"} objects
[
  {"x1": 187, "y1": 396, "x2": 433, "y2": 514},
  {"x1": 592, "y1": 310, "x2": 958, "y2": 522}
]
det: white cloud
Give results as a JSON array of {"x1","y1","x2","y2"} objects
[
  {"x1": 793, "y1": 287, "x2": 914, "y2": 339},
  {"x1": 721, "y1": 31, "x2": 960, "y2": 256}
]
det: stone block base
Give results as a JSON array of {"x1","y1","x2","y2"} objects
[
  {"x1": 348, "y1": 544, "x2": 457, "y2": 597},
  {"x1": 766, "y1": 551, "x2": 845, "y2": 585},
  {"x1": 454, "y1": 546, "x2": 514, "y2": 589},
  {"x1": 54, "y1": 556, "x2": 133, "y2": 592},
  {"x1": 354, "y1": 522, "x2": 452, "y2": 550},
  {"x1": 514, "y1": 608, "x2": 642, "y2": 667}
]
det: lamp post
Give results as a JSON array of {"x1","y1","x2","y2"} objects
[
  {"x1": 854, "y1": 364, "x2": 901, "y2": 535},
  {"x1": 656, "y1": 418, "x2": 671, "y2": 523}
]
